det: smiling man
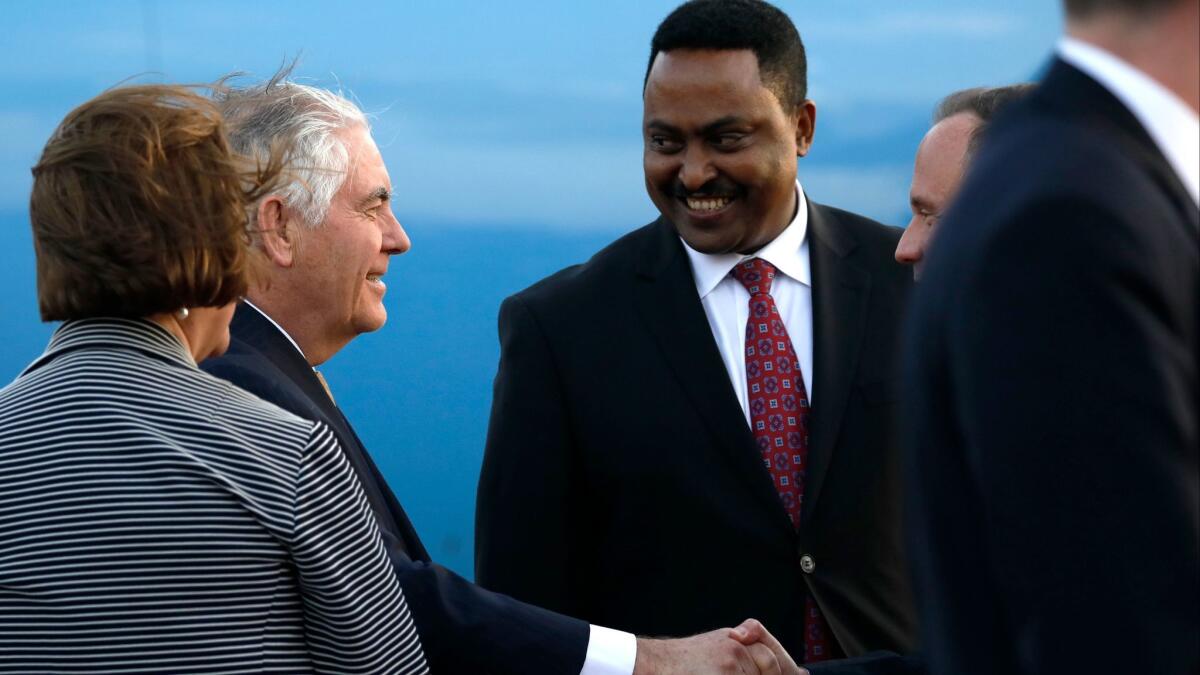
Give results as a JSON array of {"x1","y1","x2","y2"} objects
[
  {"x1": 241, "y1": 122, "x2": 404, "y2": 365},
  {"x1": 477, "y1": 0, "x2": 917, "y2": 668}
]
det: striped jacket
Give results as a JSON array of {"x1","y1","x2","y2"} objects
[{"x1": 0, "y1": 319, "x2": 428, "y2": 674}]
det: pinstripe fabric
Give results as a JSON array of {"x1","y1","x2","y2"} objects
[{"x1": 0, "y1": 319, "x2": 428, "y2": 674}]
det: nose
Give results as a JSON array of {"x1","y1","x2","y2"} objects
[
  {"x1": 381, "y1": 205, "x2": 411, "y2": 255},
  {"x1": 678, "y1": 145, "x2": 717, "y2": 192},
  {"x1": 894, "y1": 219, "x2": 924, "y2": 266}
]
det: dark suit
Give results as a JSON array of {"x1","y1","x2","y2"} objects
[
  {"x1": 903, "y1": 58, "x2": 1199, "y2": 674},
  {"x1": 476, "y1": 199, "x2": 916, "y2": 662},
  {"x1": 203, "y1": 305, "x2": 590, "y2": 675}
]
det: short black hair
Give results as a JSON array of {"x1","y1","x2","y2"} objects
[
  {"x1": 646, "y1": 0, "x2": 807, "y2": 111},
  {"x1": 934, "y1": 84, "x2": 1035, "y2": 162},
  {"x1": 1063, "y1": 0, "x2": 1181, "y2": 19}
]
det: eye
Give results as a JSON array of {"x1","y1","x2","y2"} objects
[
  {"x1": 647, "y1": 134, "x2": 682, "y2": 153},
  {"x1": 712, "y1": 133, "x2": 747, "y2": 149}
]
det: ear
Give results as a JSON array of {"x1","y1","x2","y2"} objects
[
  {"x1": 794, "y1": 100, "x2": 817, "y2": 157},
  {"x1": 256, "y1": 195, "x2": 298, "y2": 268}
]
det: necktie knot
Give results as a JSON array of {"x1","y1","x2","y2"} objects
[
  {"x1": 313, "y1": 369, "x2": 336, "y2": 406},
  {"x1": 731, "y1": 258, "x2": 777, "y2": 296}
]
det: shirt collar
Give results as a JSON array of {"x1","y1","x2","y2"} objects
[
  {"x1": 1058, "y1": 36, "x2": 1200, "y2": 205},
  {"x1": 243, "y1": 299, "x2": 308, "y2": 361},
  {"x1": 682, "y1": 181, "x2": 810, "y2": 298}
]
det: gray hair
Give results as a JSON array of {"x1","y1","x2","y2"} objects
[
  {"x1": 218, "y1": 71, "x2": 368, "y2": 227},
  {"x1": 933, "y1": 83, "x2": 1035, "y2": 162}
]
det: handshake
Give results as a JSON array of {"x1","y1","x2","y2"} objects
[{"x1": 634, "y1": 619, "x2": 808, "y2": 675}]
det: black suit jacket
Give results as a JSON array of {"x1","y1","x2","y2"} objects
[
  {"x1": 204, "y1": 305, "x2": 590, "y2": 675},
  {"x1": 903, "y1": 58, "x2": 1199, "y2": 674},
  {"x1": 476, "y1": 199, "x2": 917, "y2": 661}
]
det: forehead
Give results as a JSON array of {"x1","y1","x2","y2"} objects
[
  {"x1": 644, "y1": 49, "x2": 777, "y2": 120},
  {"x1": 336, "y1": 125, "x2": 390, "y2": 195},
  {"x1": 912, "y1": 113, "x2": 978, "y2": 198}
]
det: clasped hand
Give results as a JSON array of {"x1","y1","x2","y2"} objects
[{"x1": 633, "y1": 618, "x2": 808, "y2": 675}]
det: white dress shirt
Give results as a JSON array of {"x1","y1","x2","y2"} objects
[
  {"x1": 1059, "y1": 36, "x2": 1200, "y2": 206},
  {"x1": 683, "y1": 182, "x2": 814, "y2": 422},
  {"x1": 241, "y1": 301, "x2": 640, "y2": 675}
]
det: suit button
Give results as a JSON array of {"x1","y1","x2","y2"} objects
[{"x1": 800, "y1": 554, "x2": 815, "y2": 574}]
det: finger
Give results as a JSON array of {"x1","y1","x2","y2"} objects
[
  {"x1": 729, "y1": 618, "x2": 766, "y2": 645},
  {"x1": 735, "y1": 619, "x2": 801, "y2": 675},
  {"x1": 745, "y1": 641, "x2": 782, "y2": 675},
  {"x1": 720, "y1": 638, "x2": 760, "y2": 675}
]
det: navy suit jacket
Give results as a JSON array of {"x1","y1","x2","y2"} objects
[
  {"x1": 203, "y1": 304, "x2": 590, "y2": 675},
  {"x1": 903, "y1": 58, "x2": 1199, "y2": 674},
  {"x1": 476, "y1": 200, "x2": 919, "y2": 663}
]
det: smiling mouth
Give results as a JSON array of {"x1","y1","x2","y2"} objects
[
  {"x1": 366, "y1": 273, "x2": 385, "y2": 286},
  {"x1": 683, "y1": 195, "x2": 735, "y2": 214}
]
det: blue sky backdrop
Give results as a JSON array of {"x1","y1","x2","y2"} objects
[{"x1": 1, "y1": 1, "x2": 1061, "y2": 576}]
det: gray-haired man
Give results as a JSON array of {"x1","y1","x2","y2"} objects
[{"x1": 201, "y1": 71, "x2": 804, "y2": 675}]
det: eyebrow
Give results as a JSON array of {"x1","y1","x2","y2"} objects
[
  {"x1": 645, "y1": 115, "x2": 749, "y2": 135},
  {"x1": 910, "y1": 195, "x2": 935, "y2": 212},
  {"x1": 357, "y1": 186, "x2": 391, "y2": 210}
]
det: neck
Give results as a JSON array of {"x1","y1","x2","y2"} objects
[
  {"x1": 736, "y1": 189, "x2": 799, "y2": 255},
  {"x1": 245, "y1": 290, "x2": 347, "y2": 367},
  {"x1": 147, "y1": 313, "x2": 197, "y2": 363},
  {"x1": 1067, "y1": 3, "x2": 1200, "y2": 113}
]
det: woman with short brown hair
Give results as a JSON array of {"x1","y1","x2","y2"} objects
[{"x1": 0, "y1": 84, "x2": 427, "y2": 674}]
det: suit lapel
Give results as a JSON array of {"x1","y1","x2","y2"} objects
[
  {"x1": 229, "y1": 305, "x2": 340, "y2": 419},
  {"x1": 633, "y1": 220, "x2": 797, "y2": 533},
  {"x1": 803, "y1": 203, "x2": 871, "y2": 523},
  {"x1": 227, "y1": 304, "x2": 432, "y2": 561},
  {"x1": 229, "y1": 305, "x2": 369, "y2": 475}
]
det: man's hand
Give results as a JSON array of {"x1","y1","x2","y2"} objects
[{"x1": 633, "y1": 619, "x2": 808, "y2": 675}]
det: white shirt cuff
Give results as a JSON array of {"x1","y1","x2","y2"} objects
[{"x1": 579, "y1": 624, "x2": 637, "y2": 675}]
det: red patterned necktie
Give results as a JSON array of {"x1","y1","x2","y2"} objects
[{"x1": 730, "y1": 257, "x2": 835, "y2": 663}]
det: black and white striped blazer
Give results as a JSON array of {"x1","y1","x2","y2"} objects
[{"x1": 0, "y1": 319, "x2": 428, "y2": 674}]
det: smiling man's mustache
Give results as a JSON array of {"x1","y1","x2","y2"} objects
[{"x1": 669, "y1": 177, "x2": 742, "y2": 199}]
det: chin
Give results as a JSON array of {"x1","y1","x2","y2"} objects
[
  {"x1": 677, "y1": 228, "x2": 738, "y2": 255},
  {"x1": 353, "y1": 310, "x2": 388, "y2": 335},
  {"x1": 200, "y1": 339, "x2": 230, "y2": 363}
]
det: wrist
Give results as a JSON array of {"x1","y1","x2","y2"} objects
[{"x1": 632, "y1": 637, "x2": 666, "y2": 675}]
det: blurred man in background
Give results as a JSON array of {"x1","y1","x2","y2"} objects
[
  {"x1": 903, "y1": 0, "x2": 1198, "y2": 672},
  {"x1": 895, "y1": 84, "x2": 1032, "y2": 280}
]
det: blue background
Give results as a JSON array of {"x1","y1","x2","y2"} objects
[{"x1": 0, "y1": 1, "x2": 1060, "y2": 577}]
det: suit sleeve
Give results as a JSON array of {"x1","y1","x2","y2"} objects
[
  {"x1": 476, "y1": 294, "x2": 582, "y2": 615},
  {"x1": 939, "y1": 197, "x2": 1198, "y2": 673},
  {"x1": 205, "y1": 352, "x2": 591, "y2": 675}
]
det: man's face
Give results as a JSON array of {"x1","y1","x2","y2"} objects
[
  {"x1": 896, "y1": 112, "x2": 979, "y2": 280},
  {"x1": 291, "y1": 125, "x2": 409, "y2": 344},
  {"x1": 643, "y1": 49, "x2": 813, "y2": 255}
]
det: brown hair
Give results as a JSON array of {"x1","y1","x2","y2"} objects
[
  {"x1": 30, "y1": 84, "x2": 286, "y2": 321},
  {"x1": 934, "y1": 84, "x2": 1036, "y2": 162}
]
